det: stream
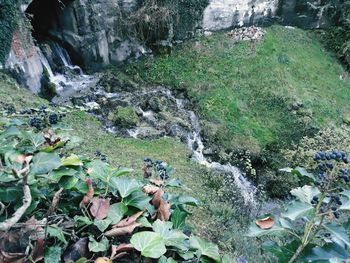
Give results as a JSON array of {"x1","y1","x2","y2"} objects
[{"x1": 39, "y1": 41, "x2": 257, "y2": 206}]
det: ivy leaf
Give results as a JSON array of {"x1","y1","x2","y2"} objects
[
  {"x1": 0, "y1": 187, "x2": 23, "y2": 202},
  {"x1": 282, "y1": 201, "x2": 314, "y2": 221},
  {"x1": 246, "y1": 223, "x2": 286, "y2": 237},
  {"x1": 323, "y1": 223, "x2": 350, "y2": 247},
  {"x1": 58, "y1": 176, "x2": 79, "y2": 189},
  {"x1": 189, "y1": 236, "x2": 220, "y2": 262},
  {"x1": 22, "y1": 130, "x2": 45, "y2": 148},
  {"x1": 88, "y1": 236, "x2": 109, "y2": 253},
  {"x1": 74, "y1": 216, "x2": 93, "y2": 227},
  {"x1": 112, "y1": 167, "x2": 134, "y2": 177},
  {"x1": 171, "y1": 208, "x2": 188, "y2": 229},
  {"x1": 61, "y1": 154, "x2": 83, "y2": 166},
  {"x1": 110, "y1": 177, "x2": 141, "y2": 198},
  {"x1": 94, "y1": 219, "x2": 112, "y2": 232},
  {"x1": 47, "y1": 226, "x2": 67, "y2": 244},
  {"x1": 107, "y1": 203, "x2": 128, "y2": 224},
  {"x1": 130, "y1": 231, "x2": 166, "y2": 259},
  {"x1": 31, "y1": 152, "x2": 61, "y2": 175},
  {"x1": 86, "y1": 160, "x2": 110, "y2": 182},
  {"x1": 124, "y1": 190, "x2": 152, "y2": 210},
  {"x1": 280, "y1": 167, "x2": 315, "y2": 181},
  {"x1": 304, "y1": 243, "x2": 350, "y2": 261},
  {"x1": 290, "y1": 185, "x2": 320, "y2": 204},
  {"x1": 44, "y1": 246, "x2": 61, "y2": 263},
  {"x1": 90, "y1": 198, "x2": 110, "y2": 220},
  {"x1": 50, "y1": 168, "x2": 77, "y2": 181}
]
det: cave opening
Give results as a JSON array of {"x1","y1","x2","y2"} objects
[{"x1": 25, "y1": 0, "x2": 83, "y2": 68}]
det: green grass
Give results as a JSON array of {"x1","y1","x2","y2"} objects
[{"x1": 124, "y1": 25, "x2": 350, "y2": 153}]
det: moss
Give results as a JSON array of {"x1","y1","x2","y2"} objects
[
  {"x1": 0, "y1": 0, "x2": 19, "y2": 64},
  {"x1": 39, "y1": 69, "x2": 57, "y2": 100},
  {"x1": 113, "y1": 106, "x2": 140, "y2": 128}
]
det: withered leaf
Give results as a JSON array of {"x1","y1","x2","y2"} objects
[
  {"x1": 255, "y1": 216, "x2": 275, "y2": 229},
  {"x1": 94, "y1": 257, "x2": 112, "y2": 263},
  {"x1": 104, "y1": 222, "x2": 141, "y2": 237},
  {"x1": 79, "y1": 179, "x2": 94, "y2": 208},
  {"x1": 149, "y1": 178, "x2": 164, "y2": 187},
  {"x1": 152, "y1": 189, "x2": 164, "y2": 209},
  {"x1": 90, "y1": 198, "x2": 110, "y2": 220},
  {"x1": 113, "y1": 211, "x2": 144, "y2": 228},
  {"x1": 143, "y1": 185, "x2": 160, "y2": 195},
  {"x1": 63, "y1": 237, "x2": 89, "y2": 263},
  {"x1": 157, "y1": 199, "x2": 170, "y2": 221}
]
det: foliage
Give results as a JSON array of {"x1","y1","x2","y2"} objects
[
  {"x1": 123, "y1": 25, "x2": 350, "y2": 155},
  {"x1": 112, "y1": 106, "x2": 140, "y2": 128},
  {"x1": 0, "y1": 108, "x2": 232, "y2": 262},
  {"x1": 0, "y1": 0, "x2": 18, "y2": 64},
  {"x1": 248, "y1": 150, "x2": 350, "y2": 262}
]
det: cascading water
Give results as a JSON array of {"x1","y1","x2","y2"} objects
[{"x1": 38, "y1": 42, "x2": 96, "y2": 99}]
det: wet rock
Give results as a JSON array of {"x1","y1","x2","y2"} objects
[
  {"x1": 113, "y1": 106, "x2": 140, "y2": 128},
  {"x1": 226, "y1": 26, "x2": 265, "y2": 43}
]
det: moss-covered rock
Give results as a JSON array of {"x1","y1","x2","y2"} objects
[{"x1": 113, "y1": 106, "x2": 140, "y2": 128}]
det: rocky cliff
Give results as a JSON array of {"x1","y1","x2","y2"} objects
[{"x1": 1, "y1": 0, "x2": 338, "y2": 92}]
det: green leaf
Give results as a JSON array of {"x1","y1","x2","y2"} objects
[
  {"x1": 21, "y1": 130, "x2": 45, "y2": 148},
  {"x1": 290, "y1": 185, "x2": 320, "y2": 204},
  {"x1": 152, "y1": 220, "x2": 188, "y2": 250},
  {"x1": 0, "y1": 126, "x2": 21, "y2": 139},
  {"x1": 107, "y1": 202, "x2": 128, "y2": 224},
  {"x1": 130, "y1": 231, "x2": 166, "y2": 259},
  {"x1": 0, "y1": 187, "x2": 23, "y2": 202},
  {"x1": 74, "y1": 216, "x2": 93, "y2": 227},
  {"x1": 61, "y1": 154, "x2": 83, "y2": 166},
  {"x1": 246, "y1": 223, "x2": 286, "y2": 237},
  {"x1": 50, "y1": 168, "x2": 77, "y2": 181},
  {"x1": 94, "y1": 219, "x2": 112, "y2": 232},
  {"x1": 41, "y1": 140, "x2": 65, "y2": 152},
  {"x1": 282, "y1": 201, "x2": 314, "y2": 221},
  {"x1": 110, "y1": 177, "x2": 141, "y2": 198},
  {"x1": 88, "y1": 236, "x2": 109, "y2": 253},
  {"x1": 280, "y1": 167, "x2": 315, "y2": 180},
  {"x1": 124, "y1": 190, "x2": 152, "y2": 210},
  {"x1": 31, "y1": 152, "x2": 61, "y2": 175},
  {"x1": 137, "y1": 216, "x2": 152, "y2": 228},
  {"x1": 165, "y1": 178, "x2": 183, "y2": 188},
  {"x1": 86, "y1": 160, "x2": 110, "y2": 181},
  {"x1": 304, "y1": 243, "x2": 350, "y2": 261},
  {"x1": 323, "y1": 223, "x2": 350, "y2": 247},
  {"x1": 45, "y1": 246, "x2": 61, "y2": 263},
  {"x1": 178, "y1": 251, "x2": 195, "y2": 260},
  {"x1": 47, "y1": 226, "x2": 67, "y2": 244},
  {"x1": 159, "y1": 256, "x2": 177, "y2": 263},
  {"x1": 189, "y1": 236, "x2": 220, "y2": 262},
  {"x1": 58, "y1": 176, "x2": 79, "y2": 189},
  {"x1": 112, "y1": 167, "x2": 134, "y2": 177},
  {"x1": 171, "y1": 208, "x2": 188, "y2": 229}
]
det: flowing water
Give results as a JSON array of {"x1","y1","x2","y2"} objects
[{"x1": 38, "y1": 43, "x2": 257, "y2": 205}]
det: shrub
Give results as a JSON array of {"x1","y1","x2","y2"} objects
[{"x1": 247, "y1": 150, "x2": 350, "y2": 262}]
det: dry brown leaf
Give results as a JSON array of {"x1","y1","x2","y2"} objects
[
  {"x1": 143, "y1": 185, "x2": 160, "y2": 194},
  {"x1": 0, "y1": 250, "x2": 26, "y2": 263},
  {"x1": 48, "y1": 188, "x2": 64, "y2": 215},
  {"x1": 90, "y1": 197, "x2": 110, "y2": 220},
  {"x1": 142, "y1": 166, "x2": 152, "y2": 178},
  {"x1": 113, "y1": 211, "x2": 144, "y2": 228},
  {"x1": 31, "y1": 238, "x2": 45, "y2": 262},
  {"x1": 156, "y1": 200, "x2": 170, "y2": 221},
  {"x1": 79, "y1": 179, "x2": 94, "y2": 208},
  {"x1": 111, "y1": 244, "x2": 134, "y2": 259},
  {"x1": 255, "y1": 216, "x2": 275, "y2": 229},
  {"x1": 149, "y1": 178, "x2": 164, "y2": 187},
  {"x1": 114, "y1": 252, "x2": 128, "y2": 259},
  {"x1": 95, "y1": 257, "x2": 112, "y2": 263},
  {"x1": 24, "y1": 155, "x2": 33, "y2": 164},
  {"x1": 15, "y1": 154, "x2": 26, "y2": 164},
  {"x1": 105, "y1": 222, "x2": 141, "y2": 237},
  {"x1": 63, "y1": 237, "x2": 89, "y2": 263},
  {"x1": 152, "y1": 189, "x2": 164, "y2": 208}
]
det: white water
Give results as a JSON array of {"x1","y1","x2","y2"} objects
[{"x1": 38, "y1": 43, "x2": 94, "y2": 96}]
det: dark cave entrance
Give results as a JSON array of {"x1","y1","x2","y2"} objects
[{"x1": 25, "y1": 0, "x2": 83, "y2": 67}]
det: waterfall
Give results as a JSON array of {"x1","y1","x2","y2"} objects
[{"x1": 37, "y1": 42, "x2": 95, "y2": 98}]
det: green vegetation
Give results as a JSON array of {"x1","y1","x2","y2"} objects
[
  {"x1": 248, "y1": 153, "x2": 350, "y2": 262},
  {"x1": 0, "y1": 0, "x2": 18, "y2": 64},
  {"x1": 124, "y1": 25, "x2": 350, "y2": 154},
  {"x1": 0, "y1": 111, "x2": 234, "y2": 262},
  {"x1": 112, "y1": 106, "x2": 140, "y2": 128}
]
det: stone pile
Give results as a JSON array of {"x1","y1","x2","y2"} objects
[{"x1": 226, "y1": 26, "x2": 265, "y2": 42}]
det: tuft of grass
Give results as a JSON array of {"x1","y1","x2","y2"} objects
[{"x1": 124, "y1": 25, "x2": 350, "y2": 153}]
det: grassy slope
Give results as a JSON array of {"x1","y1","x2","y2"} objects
[
  {"x1": 1, "y1": 72, "x2": 258, "y2": 259},
  {"x1": 124, "y1": 25, "x2": 350, "y2": 152}
]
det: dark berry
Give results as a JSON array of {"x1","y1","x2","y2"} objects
[
  {"x1": 331, "y1": 206, "x2": 337, "y2": 211},
  {"x1": 49, "y1": 114, "x2": 59, "y2": 125},
  {"x1": 29, "y1": 117, "x2": 43, "y2": 130},
  {"x1": 334, "y1": 212, "x2": 340, "y2": 219},
  {"x1": 312, "y1": 196, "x2": 319, "y2": 201}
]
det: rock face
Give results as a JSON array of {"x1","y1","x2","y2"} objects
[{"x1": 203, "y1": 0, "x2": 279, "y2": 31}]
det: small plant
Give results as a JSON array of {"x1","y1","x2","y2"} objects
[{"x1": 247, "y1": 150, "x2": 350, "y2": 262}]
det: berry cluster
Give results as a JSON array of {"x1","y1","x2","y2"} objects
[
  {"x1": 95, "y1": 150, "x2": 107, "y2": 162},
  {"x1": 3, "y1": 104, "x2": 16, "y2": 115},
  {"x1": 314, "y1": 150, "x2": 349, "y2": 164},
  {"x1": 311, "y1": 194, "x2": 342, "y2": 219},
  {"x1": 143, "y1": 158, "x2": 170, "y2": 180}
]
